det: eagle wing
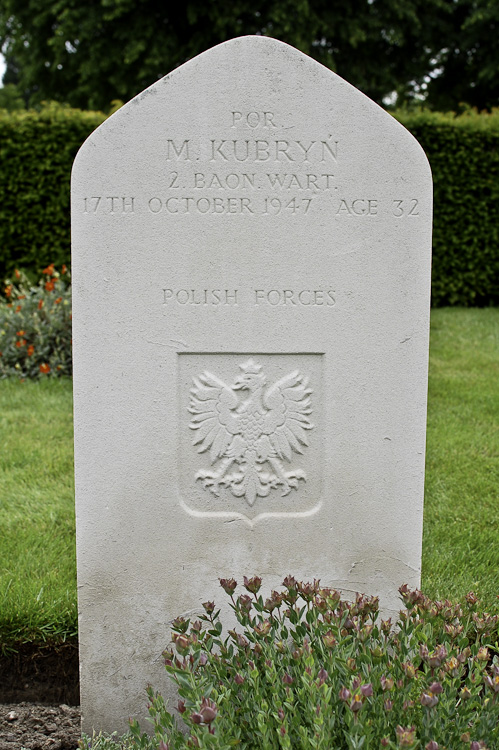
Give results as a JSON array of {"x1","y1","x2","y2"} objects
[
  {"x1": 188, "y1": 371, "x2": 241, "y2": 462},
  {"x1": 261, "y1": 370, "x2": 313, "y2": 461}
]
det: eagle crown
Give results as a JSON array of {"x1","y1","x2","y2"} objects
[
  {"x1": 233, "y1": 371, "x2": 267, "y2": 392},
  {"x1": 232, "y1": 358, "x2": 267, "y2": 393}
]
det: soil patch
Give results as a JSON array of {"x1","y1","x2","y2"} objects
[
  {"x1": 0, "y1": 643, "x2": 79, "y2": 705},
  {"x1": 0, "y1": 702, "x2": 81, "y2": 750}
]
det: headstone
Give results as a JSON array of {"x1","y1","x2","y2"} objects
[{"x1": 72, "y1": 36, "x2": 432, "y2": 734}]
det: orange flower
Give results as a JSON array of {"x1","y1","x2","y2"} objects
[
  {"x1": 42, "y1": 263, "x2": 55, "y2": 276},
  {"x1": 6, "y1": 303, "x2": 12, "y2": 308},
  {"x1": 39, "y1": 363, "x2": 50, "y2": 374},
  {"x1": 61, "y1": 264, "x2": 67, "y2": 274},
  {"x1": 27, "y1": 345, "x2": 35, "y2": 356},
  {"x1": 18, "y1": 294, "x2": 26, "y2": 300},
  {"x1": 45, "y1": 280, "x2": 55, "y2": 292},
  {"x1": 15, "y1": 339, "x2": 27, "y2": 347},
  {"x1": 4, "y1": 285, "x2": 12, "y2": 297},
  {"x1": 16, "y1": 330, "x2": 25, "y2": 336},
  {"x1": 38, "y1": 299, "x2": 44, "y2": 310},
  {"x1": 54, "y1": 296, "x2": 62, "y2": 304},
  {"x1": 15, "y1": 305, "x2": 22, "y2": 312},
  {"x1": 14, "y1": 269, "x2": 21, "y2": 279}
]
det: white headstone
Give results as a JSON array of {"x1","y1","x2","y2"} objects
[{"x1": 72, "y1": 36, "x2": 432, "y2": 733}]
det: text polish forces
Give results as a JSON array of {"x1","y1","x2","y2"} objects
[{"x1": 161, "y1": 289, "x2": 336, "y2": 306}]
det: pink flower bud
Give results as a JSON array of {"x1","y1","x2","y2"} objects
[
  {"x1": 420, "y1": 692, "x2": 439, "y2": 708},
  {"x1": 282, "y1": 673, "x2": 293, "y2": 685},
  {"x1": 317, "y1": 668, "x2": 328, "y2": 686},
  {"x1": 381, "y1": 619, "x2": 392, "y2": 636},
  {"x1": 238, "y1": 594, "x2": 253, "y2": 613},
  {"x1": 396, "y1": 726, "x2": 417, "y2": 748},
  {"x1": 234, "y1": 673, "x2": 245, "y2": 685},
  {"x1": 253, "y1": 620, "x2": 271, "y2": 636},
  {"x1": 361, "y1": 683, "x2": 373, "y2": 697},
  {"x1": 177, "y1": 700, "x2": 186, "y2": 713},
  {"x1": 238, "y1": 634, "x2": 251, "y2": 649},
  {"x1": 429, "y1": 681, "x2": 443, "y2": 694},
  {"x1": 190, "y1": 712, "x2": 203, "y2": 724},
  {"x1": 219, "y1": 577, "x2": 237, "y2": 594},
  {"x1": 349, "y1": 694, "x2": 364, "y2": 712},
  {"x1": 477, "y1": 647, "x2": 489, "y2": 662},
  {"x1": 174, "y1": 634, "x2": 190, "y2": 654},
  {"x1": 322, "y1": 631, "x2": 336, "y2": 648},
  {"x1": 425, "y1": 742, "x2": 439, "y2": 750},
  {"x1": 243, "y1": 575, "x2": 262, "y2": 594},
  {"x1": 200, "y1": 706, "x2": 217, "y2": 724},
  {"x1": 202, "y1": 601, "x2": 215, "y2": 614},
  {"x1": 278, "y1": 708, "x2": 285, "y2": 720},
  {"x1": 199, "y1": 698, "x2": 217, "y2": 724},
  {"x1": 381, "y1": 675, "x2": 394, "y2": 692},
  {"x1": 172, "y1": 617, "x2": 189, "y2": 632},
  {"x1": 339, "y1": 687, "x2": 351, "y2": 702},
  {"x1": 403, "y1": 662, "x2": 416, "y2": 679}
]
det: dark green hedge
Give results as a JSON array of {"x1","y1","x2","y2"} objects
[
  {"x1": 0, "y1": 104, "x2": 105, "y2": 279},
  {"x1": 396, "y1": 109, "x2": 499, "y2": 307},
  {"x1": 0, "y1": 104, "x2": 498, "y2": 306}
]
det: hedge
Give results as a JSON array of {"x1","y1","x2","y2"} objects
[
  {"x1": 0, "y1": 103, "x2": 105, "y2": 278},
  {"x1": 396, "y1": 109, "x2": 499, "y2": 307},
  {"x1": 0, "y1": 104, "x2": 498, "y2": 306}
]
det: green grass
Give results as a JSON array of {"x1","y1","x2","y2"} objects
[
  {"x1": 0, "y1": 377, "x2": 76, "y2": 648},
  {"x1": 422, "y1": 308, "x2": 499, "y2": 607},
  {"x1": 0, "y1": 308, "x2": 497, "y2": 649}
]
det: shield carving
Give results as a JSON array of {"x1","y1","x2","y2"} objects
[{"x1": 178, "y1": 353, "x2": 324, "y2": 524}]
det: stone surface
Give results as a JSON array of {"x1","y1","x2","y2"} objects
[{"x1": 71, "y1": 36, "x2": 432, "y2": 733}]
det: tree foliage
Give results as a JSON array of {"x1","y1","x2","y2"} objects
[
  {"x1": 424, "y1": 0, "x2": 499, "y2": 111},
  {"x1": 0, "y1": 0, "x2": 471, "y2": 112},
  {"x1": 1, "y1": 0, "x2": 498, "y2": 113}
]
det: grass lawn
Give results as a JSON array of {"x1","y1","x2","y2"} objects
[
  {"x1": 0, "y1": 378, "x2": 76, "y2": 648},
  {"x1": 422, "y1": 307, "x2": 499, "y2": 606},
  {"x1": 0, "y1": 307, "x2": 497, "y2": 649}
]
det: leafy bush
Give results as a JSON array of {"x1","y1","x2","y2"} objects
[
  {"x1": 0, "y1": 264, "x2": 72, "y2": 378},
  {"x1": 82, "y1": 578, "x2": 499, "y2": 750},
  {"x1": 396, "y1": 108, "x2": 499, "y2": 307},
  {"x1": 0, "y1": 103, "x2": 105, "y2": 277}
]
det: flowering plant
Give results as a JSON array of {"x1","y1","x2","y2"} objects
[
  {"x1": 0, "y1": 264, "x2": 71, "y2": 378},
  {"x1": 129, "y1": 579, "x2": 499, "y2": 750}
]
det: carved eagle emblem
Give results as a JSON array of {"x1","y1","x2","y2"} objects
[{"x1": 188, "y1": 359, "x2": 314, "y2": 507}]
